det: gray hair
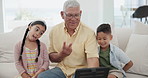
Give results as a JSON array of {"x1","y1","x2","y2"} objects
[{"x1": 63, "y1": 0, "x2": 80, "y2": 11}]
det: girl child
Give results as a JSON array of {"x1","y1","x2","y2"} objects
[{"x1": 14, "y1": 20, "x2": 49, "y2": 78}]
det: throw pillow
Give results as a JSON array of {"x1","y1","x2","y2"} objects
[
  {"x1": 110, "y1": 23, "x2": 119, "y2": 47},
  {"x1": 126, "y1": 34, "x2": 148, "y2": 75},
  {"x1": 0, "y1": 26, "x2": 26, "y2": 63},
  {"x1": 132, "y1": 20, "x2": 148, "y2": 35},
  {"x1": 0, "y1": 50, "x2": 14, "y2": 63},
  {"x1": 0, "y1": 63, "x2": 18, "y2": 78}
]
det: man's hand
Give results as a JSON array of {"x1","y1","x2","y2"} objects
[
  {"x1": 87, "y1": 57, "x2": 99, "y2": 68},
  {"x1": 49, "y1": 42, "x2": 72, "y2": 62},
  {"x1": 59, "y1": 42, "x2": 72, "y2": 58}
]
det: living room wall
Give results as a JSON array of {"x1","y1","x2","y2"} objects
[
  {"x1": 78, "y1": 0, "x2": 114, "y2": 31},
  {"x1": 0, "y1": 0, "x2": 4, "y2": 33},
  {"x1": 0, "y1": 0, "x2": 114, "y2": 33}
]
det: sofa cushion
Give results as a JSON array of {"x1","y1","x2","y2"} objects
[
  {"x1": 110, "y1": 23, "x2": 119, "y2": 47},
  {"x1": 115, "y1": 28, "x2": 132, "y2": 51},
  {"x1": 0, "y1": 50, "x2": 14, "y2": 63},
  {"x1": 0, "y1": 63, "x2": 18, "y2": 78},
  {"x1": 132, "y1": 20, "x2": 148, "y2": 35},
  {"x1": 0, "y1": 26, "x2": 50, "y2": 63},
  {"x1": 126, "y1": 34, "x2": 148, "y2": 76},
  {"x1": 126, "y1": 73, "x2": 148, "y2": 78},
  {"x1": 0, "y1": 26, "x2": 26, "y2": 63}
]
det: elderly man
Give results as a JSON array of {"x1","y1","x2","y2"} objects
[{"x1": 38, "y1": 0, "x2": 99, "y2": 78}]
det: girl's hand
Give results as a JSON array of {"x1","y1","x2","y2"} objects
[
  {"x1": 33, "y1": 68, "x2": 45, "y2": 78},
  {"x1": 21, "y1": 72, "x2": 31, "y2": 78},
  {"x1": 32, "y1": 74, "x2": 37, "y2": 78},
  {"x1": 32, "y1": 76, "x2": 37, "y2": 78}
]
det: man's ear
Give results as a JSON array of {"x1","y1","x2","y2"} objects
[
  {"x1": 110, "y1": 34, "x2": 113, "y2": 40},
  {"x1": 61, "y1": 11, "x2": 64, "y2": 19},
  {"x1": 80, "y1": 10, "x2": 82, "y2": 15}
]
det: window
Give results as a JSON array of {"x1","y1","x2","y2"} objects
[
  {"x1": 114, "y1": 0, "x2": 147, "y2": 27},
  {"x1": 3, "y1": 0, "x2": 66, "y2": 32}
]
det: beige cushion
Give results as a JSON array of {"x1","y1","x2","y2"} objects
[
  {"x1": 132, "y1": 20, "x2": 148, "y2": 35},
  {"x1": 0, "y1": 50, "x2": 14, "y2": 63},
  {"x1": 115, "y1": 28, "x2": 132, "y2": 51},
  {"x1": 126, "y1": 73, "x2": 148, "y2": 78},
  {"x1": 110, "y1": 23, "x2": 119, "y2": 47},
  {"x1": 0, "y1": 63, "x2": 18, "y2": 78},
  {"x1": 0, "y1": 26, "x2": 50, "y2": 63},
  {"x1": 0, "y1": 26, "x2": 26, "y2": 63},
  {"x1": 126, "y1": 34, "x2": 148, "y2": 76}
]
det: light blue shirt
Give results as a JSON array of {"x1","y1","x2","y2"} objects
[{"x1": 98, "y1": 44, "x2": 131, "y2": 77}]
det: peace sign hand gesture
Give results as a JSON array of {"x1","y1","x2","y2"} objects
[{"x1": 59, "y1": 42, "x2": 72, "y2": 58}]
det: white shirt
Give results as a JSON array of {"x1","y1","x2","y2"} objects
[{"x1": 98, "y1": 44, "x2": 131, "y2": 77}]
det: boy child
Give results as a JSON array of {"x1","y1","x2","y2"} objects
[{"x1": 96, "y1": 24, "x2": 133, "y2": 78}]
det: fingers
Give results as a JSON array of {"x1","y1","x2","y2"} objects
[
  {"x1": 68, "y1": 43, "x2": 72, "y2": 48},
  {"x1": 63, "y1": 42, "x2": 66, "y2": 47},
  {"x1": 62, "y1": 42, "x2": 66, "y2": 49},
  {"x1": 63, "y1": 42, "x2": 72, "y2": 48},
  {"x1": 62, "y1": 42, "x2": 72, "y2": 55}
]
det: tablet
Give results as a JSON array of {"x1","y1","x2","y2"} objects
[{"x1": 75, "y1": 67, "x2": 109, "y2": 78}]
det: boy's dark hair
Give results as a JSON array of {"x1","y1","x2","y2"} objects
[
  {"x1": 19, "y1": 20, "x2": 47, "y2": 62},
  {"x1": 96, "y1": 24, "x2": 111, "y2": 34}
]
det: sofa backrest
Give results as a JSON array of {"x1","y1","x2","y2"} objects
[
  {"x1": 0, "y1": 26, "x2": 50, "y2": 63},
  {"x1": 115, "y1": 28, "x2": 133, "y2": 51},
  {"x1": 0, "y1": 26, "x2": 133, "y2": 63}
]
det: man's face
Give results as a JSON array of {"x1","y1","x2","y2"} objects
[{"x1": 61, "y1": 7, "x2": 82, "y2": 31}]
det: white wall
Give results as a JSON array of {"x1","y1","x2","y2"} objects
[
  {"x1": 0, "y1": 0, "x2": 4, "y2": 33},
  {"x1": 78, "y1": 0, "x2": 102, "y2": 31},
  {"x1": 0, "y1": 0, "x2": 114, "y2": 33},
  {"x1": 78, "y1": 0, "x2": 114, "y2": 31},
  {"x1": 102, "y1": 0, "x2": 114, "y2": 23}
]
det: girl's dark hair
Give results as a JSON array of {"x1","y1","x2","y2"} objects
[
  {"x1": 96, "y1": 24, "x2": 111, "y2": 34},
  {"x1": 19, "y1": 20, "x2": 47, "y2": 62}
]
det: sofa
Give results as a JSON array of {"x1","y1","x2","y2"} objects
[{"x1": 0, "y1": 20, "x2": 148, "y2": 78}]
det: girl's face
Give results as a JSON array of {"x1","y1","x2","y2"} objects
[
  {"x1": 96, "y1": 32, "x2": 112, "y2": 50},
  {"x1": 27, "y1": 24, "x2": 46, "y2": 41}
]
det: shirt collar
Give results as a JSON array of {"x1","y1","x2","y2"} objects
[
  {"x1": 98, "y1": 43, "x2": 113, "y2": 53},
  {"x1": 109, "y1": 43, "x2": 114, "y2": 53},
  {"x1": 63, "y1": 22, "x2": 80, "y2": 34}
]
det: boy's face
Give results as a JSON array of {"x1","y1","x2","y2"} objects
[{"x1": 96, "y1": 32, "x2": 112, "y2": 49}]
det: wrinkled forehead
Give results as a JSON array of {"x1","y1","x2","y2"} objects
[{"x1": 64, "y1": 7, "x2": 81, "y2": 14}]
